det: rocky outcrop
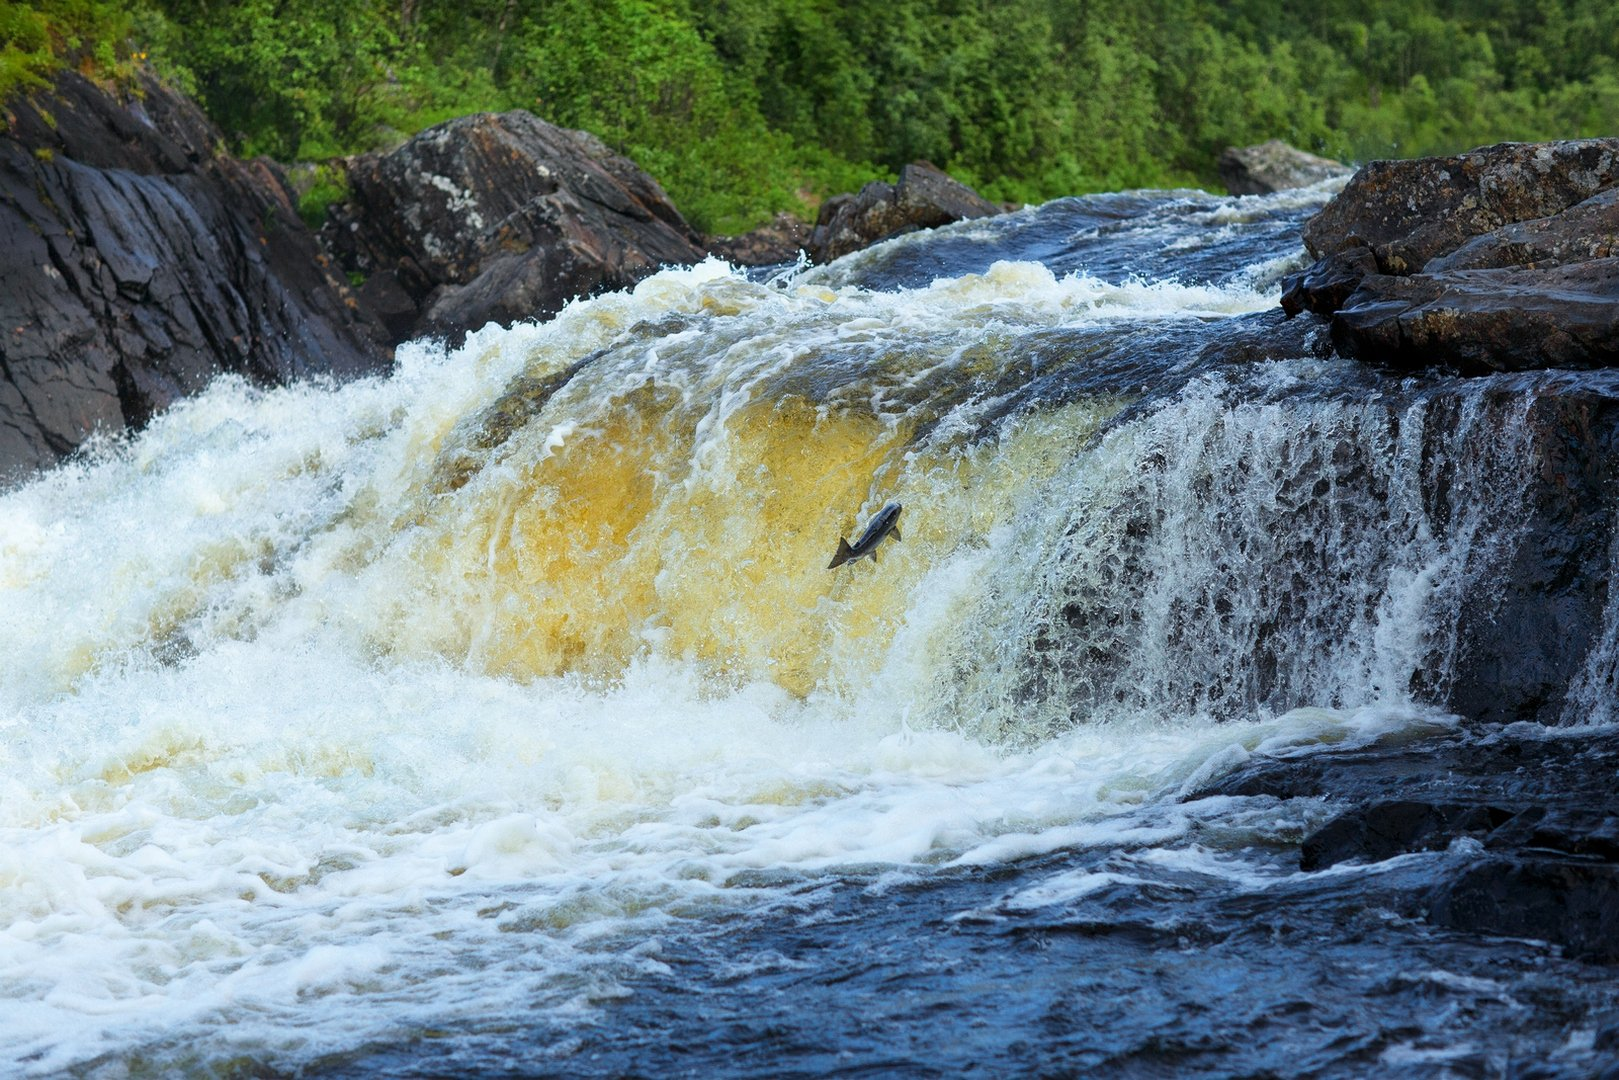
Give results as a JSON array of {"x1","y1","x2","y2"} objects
[
  {"x1": 1192, "y1": 725, "x2": 1619, "y2": 963},
  {"x1": 706, "y1": 212, "x2": 810, "y2": 267},
  {"x1": 0, "y1": 72, "x2": 388, "y2": 484},
  {"x1": 1217, "y1": 140, "x2": 1350, "y2": 196},
  {"x1": 808, "y1": 161, "x2": 1002, "y2": 263},
  {"x1": 1300, "y1": 139, "x2": 1619, "y2": 277},
  {"x1": 1330, "y1": 259, "x2": 1619, "y2": 374},
  {"x1": 1281, "y1": 139, "x2": 1619, "y2": 373},
  {"x1": 1299, "y1": 801, "x2": 1512, "y2": 871},
  {"x1": 323, "y1": 111, "x2": 706, "y2": 344}
]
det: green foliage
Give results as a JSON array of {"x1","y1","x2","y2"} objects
[
  {"x1": 144, "y1": 0, "x2": 402, "y2": 159},
  {"x1": 296, "y1": 164, "x2": 351, "y2": 229},
  {"x1": 0, "y1": 0, "x2": 135, "y2": 101},
  {"x1": 49, "y1": 0, "x2": 1619, "y2": 231}
]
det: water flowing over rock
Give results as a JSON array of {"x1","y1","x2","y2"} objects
[
  {"x1": 0, "y1": 72, "x2": 388, "y2": 483},
  {"x1": 323, "y1": 111, "x2": 706, "y2": 345},
  {"x1": 1217, "y1": 139, "x2": 1350, "y2": 196},
  {"x1": 7, "y1": 167, "x2": 1619, "y2": 1075},
  {"x1": 1197, "y1": 727, "x2": 1619, "y2": 965},
  {"x1": 807, "y1": 161, "x2": 1003, "y2": 263}
]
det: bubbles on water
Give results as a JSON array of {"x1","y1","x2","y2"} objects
[{"x1": 0, "y1": 183, "x2": 1592, "y2": 1074}]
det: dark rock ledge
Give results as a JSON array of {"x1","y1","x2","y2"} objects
[
  {"x1": 1189, "y1": 726, "x2": 1619, "y2": 964},
  {"x1": 1281, "y1": 138, "x2": 1619, "y2": 374},
  {"x1": 1263, "y1": 139, "x2": 1619, "y2": 971}
]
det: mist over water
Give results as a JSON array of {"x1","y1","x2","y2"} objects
[{"x1": 2, "y1": 184, "x2": 1611, "y2": 1075}]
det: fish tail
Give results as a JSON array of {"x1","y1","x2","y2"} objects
[{"x1": 827, "y1": 538, "x2": 853, "y2": 569}]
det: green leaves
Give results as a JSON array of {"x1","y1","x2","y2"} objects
[{"x1": 0, "y1": 0, "x2": 135, "y2": 102}]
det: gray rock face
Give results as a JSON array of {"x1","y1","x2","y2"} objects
[
  {"x1": 1281, "y1": 139, "x2": 1619, "y2": 375},
  {"x1": 0, "y1": 72, "x2": 388, "y2": 485},
  {"x1": 807, "y1": 161, "x2": 1002, "y2": 263},
  {"x1": 1301, "y1": 138, "x2": 1619, "y2": 274},
  {"x1": 1427, "y1": 186, "x2": 1619, "y2": 272},
  {"x1": 1217, "y1": 139, "x2": 1350, "y2": 196},
  {"x1": 324, "y1": 111, "x2": 706, "y2": 343}
]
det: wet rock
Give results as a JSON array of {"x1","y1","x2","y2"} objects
[
  {"x1": 1190, "y1": 727, "x2": 1619, "y2": 811},
  {"x1": 808, "y1": 161, "x2": 1002, "y2": 263},
  {"x1": 1279, "y1": 246, "x2": 1379, "y2": 317},
  {"x1": 0, "y1": 72, "x2": 388, "y2": 484},
  {"x1": 707, "y1": 212, "x2": 810, "y2": 267},
  {"x1": 323, "y1": 111, "x2": 705, "y2": 344},
  {"x1": 1330, "y1": 259, "x2": 1619, "y2": 374},
  {"x1": 1300, "y1": 138, "x2": 1619, "y2": 274},
  {"x1": 1429, "y1": 858, "x2": 1619, "y2": 962},
  {"x1": 1196, "y1": 307, "x2": 1334, "y2": 365},
  {"x1": 1299, "y1": 801, "x2": 1512, "y2": 870},
  {"x1": 1195, "y1": 725, "x2": 1619, "y2": 962},
  {"x1": 1484, "y1": 806, "x2": 1619, "y2": 861},
  {"x1": 1448, "y1": 386, "x2": 1619, "y2": 726},
  {"x1": 1217, "y1": 140, "x2": 1350, "y2": 196}
]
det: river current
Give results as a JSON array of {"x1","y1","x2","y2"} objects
[{"x1": 3, "y1": 183, "x2": 1617, "y2": 1076}]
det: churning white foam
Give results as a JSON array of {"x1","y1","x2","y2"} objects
[{"x1": 0, "y1": 255, "x2": 1445, "y2": 1073}]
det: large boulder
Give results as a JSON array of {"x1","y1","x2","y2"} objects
[
  {"x1": 1301, "y1": 138, "x2": 1619, "y2": 275},
  {"x1": 1217, "y1": 139, "x2": 1350, "y2": 196},
  {"x1": 807, "y1": 161, "x2": 1002, "y2": 263},
  {"x1": 323, "y1": 112, "x2": 706, "y2": 344},
  {"x1": 0, "y1": 72, "x2": 388, "y2": 484},
  {"x1": 1280, "y1": 140, "x2": 1619, "y2": 375}
]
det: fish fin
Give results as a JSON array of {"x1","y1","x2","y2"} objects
[
  {"x1": 891, "y1": 527, "x2": 901, "y2": 542},
  {"x1": 828, "y1": 538, "x2": 853, "y2": 569},
  {"x1": 870, "y1": 547, "x2": 878, "y2": 563}
]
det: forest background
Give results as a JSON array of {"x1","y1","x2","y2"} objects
[{"x1": 3, "y1": 0, "x2": 1617, "y2": 235}]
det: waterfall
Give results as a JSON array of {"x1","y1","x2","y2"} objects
[{"x1": 3, "y1": 187, "x2": 1615, "y2": 1074}]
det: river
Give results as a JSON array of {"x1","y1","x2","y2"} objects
[{"x1": 3, "y1": 182, "x2": 1616, "y2": 1076}]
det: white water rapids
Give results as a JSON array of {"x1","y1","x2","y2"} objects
[{"x1": 0, "y1": 225, "x2": 1523, "y2": 1072}]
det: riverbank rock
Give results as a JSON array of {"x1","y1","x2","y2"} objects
[
  {"x1": 1217, "y1": 140, "x2": 1350, "y2": 196},
  {"x1": 707, "y1": 212, "x2": 810, "y2": 267},
  {"x1": 1330, "y1": 259, "x2": 1619, "y2": 373},
  {"x1": 323, "y1": 111, "x2": 706, "y2": 344},
  {"x1": 1192, "y1": 725, "x2": 1619, "y2": 962},
  {"x1": 0, "y1": 71, "x2": 388, "y2": 484},
  {"x1": 1301, "y1": 138, "x2": 1619, "y2": 278},
  {"x1": 808, "y1": 161, "x2": 1002, "y2": 263},
  {"x1": 1281, "y1": 139, "x2": 1619, "y2": 373}
]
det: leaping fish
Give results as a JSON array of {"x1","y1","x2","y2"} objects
[{"x1": 828, "y1": 502, "x2": 902, "y2": 569}]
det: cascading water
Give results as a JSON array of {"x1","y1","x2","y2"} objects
[{"x1": 3, "y1": 184, "x2": 1616, "y2": 1076}]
